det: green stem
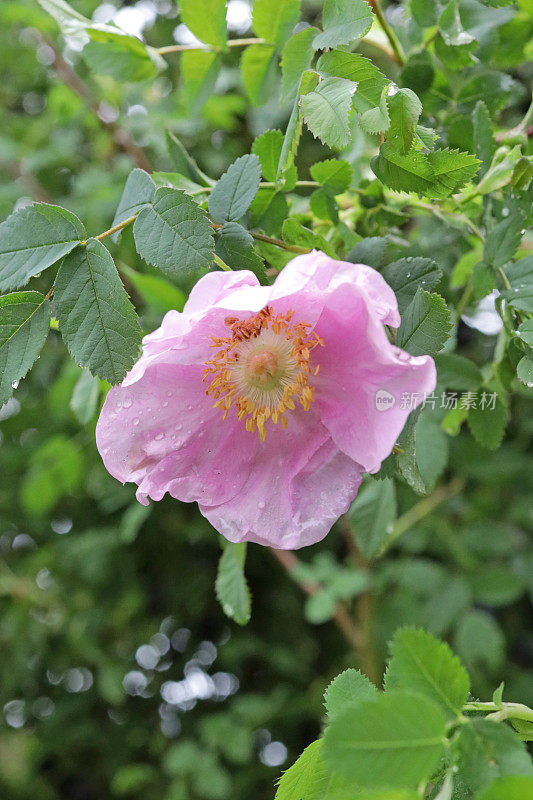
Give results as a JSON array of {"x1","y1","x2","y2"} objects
[
  {"x1": 464, "y1": 701, "x2": 533, "y2": 724},
  {"x1": 92, "y1": 215, "x2": 138, "y2": 242},
  {"x1": 156, "y1": 37, "x2": 264, "y2": 55},
  {"x1": 370, "y1": 0, "x2": 406, "y2": 66}
]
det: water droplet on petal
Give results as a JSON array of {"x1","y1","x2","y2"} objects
[
  {"x1": 133, "y1": 418, "x2": 140, "y2": 426},
  {"x1": 123, "y1": 398, "x2": 132, "y2": 409}
]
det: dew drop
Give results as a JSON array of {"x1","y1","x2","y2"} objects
[
  {"x1": 155, "y1": 432, "x2": 164, "y2": 441},
  {"x1": 133, "y1": 418, "x2": 140, "y2": 426},
  {"x1": 258, "y1": 501, "x2": 265, "y2": 510},
  {"x1": 122, "y1": 398, "x2": 132, "y2": 409},
  {"x1": 162, "y1": 400, "x2": 168, "y2": 407}
]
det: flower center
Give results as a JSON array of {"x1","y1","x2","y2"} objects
[{"x1": 203, "y1": 306, "x2": 324, "y2": 441}]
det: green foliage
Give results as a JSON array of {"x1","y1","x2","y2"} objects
[
  {"x1": 381, "y1": 257, "x2": 442, "y2": 314},
  {"x1": 280, "y1": 27, "x2": 318, "y2": 104},
  {"x1": 178, "y1": 0, "x2": 227, "y2": 49},
  {"x1": 54, "y1": 240, "x2": 142, "y2": 383},
  {"x1": 301, "y1": 78, "x2": 356, "y2": 149},
  {"x1": 397, "y1": 289, "x2": 452, "y2": 356},
  {"x1": 0, "y1": 204, "x2": 85, "y2": 292},
  {"x1": 348, "y1": 478, "x2": 397, "y2": 559},
  {"x1": 208, "y1": 154, "x2": 262, "y2": 223},
  {"x1": 215, "y1": 541, "x2": 251, "y2": 625},
  {"x1": 0, "y1": 291, "x2": 50, "y2": 405},
  {"x1": 324, "y1": 669, "x2": 378, "y2": 719},
  {"x1": 82, "y1": 30, "x2": 157, "y2": 82},
  {"x1": 252, "y1": 0, "x2": 300, "y2": 49},
  {"x1": 313, "y1": 0, "x2": 374, "y2": 50}
]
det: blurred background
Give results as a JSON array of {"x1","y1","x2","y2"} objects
[{"x1": 0, "y1": 0, "x2": 532, "y2": 798}]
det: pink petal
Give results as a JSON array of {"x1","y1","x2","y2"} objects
[
  {"x1": 200, "y1": 409, "x2": 363, "y2": 549},
  {"x1": 314, "y1": 283, "x2": 436, "y2": 473}
]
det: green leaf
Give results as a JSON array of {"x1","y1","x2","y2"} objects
[
  {"x1": 347, "y1": 236, "x2": 388, "y2": 268},
  {"x1": 359, "y1": 85, "x2": 391, "y2": 136},
  {"x1": 119, "y1": 264, "x2": 186, "y2": 314},
  {"x1": 310, "y1": 159, "x2": 352, "y2": 195},
  {"x1": 467, "y1": 394, "x2": 508, "y2": 449},
  {"x1": 426, "y1": 148, "x2": 480, "y2": 198},
  {"x1": 215, "y1": 222, "x2": 266, "y2": 280},
  {"x1": 384, "y1": 628, "x2": 470, "y2": 721},
  {"x1": 347, "y1": 478, "x2": 397, "y2": 559},
  {"x1": 275, "y1": 740, "x2": 330, "y2": 800},
  {"x1": 475, "y1": 776, "x2": 533, "y2": 800},
  {"x1": 282, "y1": 219, "x2": 336, "y2": 257},
  {"x1": 208, "y1": 154, "x2": 261, "y2": 223},
  {"x1": 166, "y1": 131, "x2": 214, "y2": 187},
  {"x1": 396, "y1": 410, "x2": 428, "y2": 495},
  {"x1": 310, "y1": 189, "x2": 339, "y2": 222},
  {"x1": 20, "y1": 435, "x2": 83, "y2": 515},
  {"x1": 301, "y1": 77, "x2": 356, "y2": 149},
  {"x1": 178, "y1": 0, "x2": 227, "y2": 48},
  {"x1": 82, "y1": 30, "x2": 157, "y2": 82},
  {"x1": 397, "y1": 289, "x2": 452, "y2": 357},
  {"x1": 250, "y1": 189, "x2": 288, "y2": 235},
  {"x1": 410, "y1": 0, "x2": 441, "y2": 28},
  {"x1": 454, "y1": 610, "x2": 505, "y2": 673},
  {"x1": 457, "y1": 719, "x2": 533, "y2": 794},
  {"x1": 434, "y1": 353, "x2": 483, "y2": 390},
  {"x1": 484, "y1": 217, "x2": 525, "y2": 269},
  {"x1": 439, "y1": 0, "x2": 475, "y2": 46},
  {"x1": 473, "y1": 101, "x2": 496, "y2": 178},
  {"x1": 181, "y1": 50, "x2": 221, "y2": 112},
  {"x1": 252, "y1": 0, "x2": 300, "y2": 48},
  {"x1": 215, "y1": 542, "x2": 251, "y2": 625},
  {"x1": 252, "y1": 129, "x2": 296, "y2": 187},
  {"x1": 371, "y1": 144, "x2": 434, "y2": 196},
  {"x1": 280, "y1": 27, "x2": 318, "y2": 104},
  {"x1": 111, "y1": 169, "x2": 155, "y2": 242},
  {"x1": 517, "y1": 354, "x2": 533, "y2": 388},
  {"x1": 415, "y1": 409, "x2": 449, "y2": 491},
  {"x1": 517, "y1": 318, "x2": 533, "y2": 347},
  {"x1": 386, "y1": 87, "x2": 422, "y2": 154},
  {"x1": 476, "y1": 145, "x2": 523, "y2": 196},
  {"x1": 277, "y1": 70, "x2": 319, "y2": 181},
  {"x1": 134, "y1": 187, "x2": 214, "y2": 276},
  {"x1": 502, "y1": 255, "x2": 533, "y2": 313},
  {"x1": 0, "y1": 291, "x2": 50, "y2": 406},
  {"x1": 323, "y1": 691, "x2": 446, "y2": 789},
  {"x1": 318, "y1": 50, "x2": 387, "y2": 114},
  {"x1": 54, "y1": 240, "x2": 142, "y2": 384},
  {"x1": 381, "y1": 257, "x2": 442, "y2": 314},
  {"x1": 313, "y1": 0, "x2": 374, "y2": 50},
  {"x1": 241, "y1": 44, "x2": 276, "y2": 106},
  {"x1": 324, "y1": 669, "x2": 378, "y2": 721},
  {"x1": 70, "y1": 369, "x2": 100, "y2": 425},
  {"x1": 0, "y1": 203, "x2": 85, "y2": 292}
]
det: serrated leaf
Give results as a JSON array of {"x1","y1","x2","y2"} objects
[
  {"x1": 371, "y1": 144, "x2": 434, "y2": 195},
  {"x1": 517, "y1": 318, "x2": 533, "y2": 347},
  {"x1": 277, "y1": 70, "x2": 320, "y2": 181},
  {"x1": 166, "y1": 131, "x2": 214, "y2": 187},
  {"x1": 415, "y1": 409, "x2": 449, "y2": 491},
  {"x1": 517, "y1": 354, "x2": 533, "y2": 388},
  {"x1": 397, "y1": 289, "x2": 451, "y2": 356},
  {"x1": 301, "y1": 77, "x2": 356, "y2": 149},
  {"x1": 426, "y1": 148, "x2": 481, "y2": 198},
  {"x1": 252, "y1": 0, "x2": 300, "y2": 48},
  {"x1": 310, "y1": 189, "x2": 339, "y2": 222},
  {"x1": 134, "y1": 187, "x2": 214, "y2": 276},
  {"x1": 387, "y1": 87, "x2": 422, "y2": 154},
  {"x1": 396, "y1": 409, "x2": 428, "y2": 495},
  {"x1": 310, "y1": 159, "x2": 352, "y2": 195},
  {"x1": 318, "y1": 50, "x2": 387, "y2": 113},
  {"x1": 324, "y1": 669, "x2": 378, "y2": 721},
  {"x1": 250, "y1": 189, "x2": 288, "y2": 236},
  {"x1": 178, "y1": 0, "x2": 227, "y2": 48},
  {"x1": 215, "y1": 222, "x2": 266, "y2": 281},
  {"x1": 0, "y1": 291, "x2": 50, "y2": 406},
  {"x1": 111, "y1": 169, "x2": 155, "y2": 242},
  {"x1": 208, "y1": 154, "x2": 261, "y2": 223},
  {"x1": 484, "y1": 217, "x2": 525, "y2": 269},
  {"x1": 280, "y1": 27, "x2": 318, "y2": 104},
  {"x1": 54, "y1": 240, "x2": 141, "y2": 383},
  {"x1": 241, "y1": 44, "x2": 276, "y2": 106},
  {"x1": 275, "y1": 740, "x2": 330, "y2": 800},
  {"x1": 0, "y1": 203, "x2": 85, "y2": 292},
  {"x1": 215, "y1": 542, "x2": 251, "y2": 625},
  {"x1": 347, "y1": 478, "x2": 397, "y2": 559},
  {"x1": 82, "y1": 30, "x2": 157, "y2": 82},
  {"x1": 467, "y1": 394, "x2": 508, "y2": 449},
  {"x1": 70, "y1": 369, "x2": 100, "y2": 425},
  {"x1": 252, "y1": 129, "x2": 296, "y2": 185},
  {"x1": 347, "y1": 236, "x2": 388, "y2": 268},
  {"x1": 501, "y1": 255, "x2": 533, "y2": 313},
  {"x1": 381, "y1": 257, "x2": 441, "y2": 314},
  {"x1": 181, "y1": 50, "x2": 221, "y2": 112},
  {"x1": 323, "y1": 691, "x2": 446, "y2": 789},
  {"x1": 359, "y1": 84, "x2": 391, "y2": 136},
  {"x1": 313, "y1": 0, "x2": 374, "y2": 50},
  {"x1": 384, "y1": 628, "x2": 470, "y2": 721}
]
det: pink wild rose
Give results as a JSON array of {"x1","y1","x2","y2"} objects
[{"x1": 96, "y1": 252, "x2": 436, "y2": 549}]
